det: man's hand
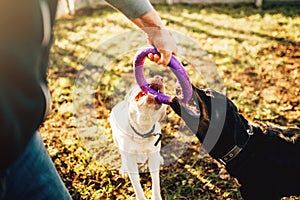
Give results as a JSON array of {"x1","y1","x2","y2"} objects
[
  {"x1": 146, "y1": 27, "x2": 177, "y2": 66},
  {"x1": 131, "y1": 9, "x2": 177, "y2": 66}
]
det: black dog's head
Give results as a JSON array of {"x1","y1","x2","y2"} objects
[{"x1": 170, "y1": 84, "x2": 250, "y2": 158}]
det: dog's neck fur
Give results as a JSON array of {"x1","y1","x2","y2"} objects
[
  {"x1": 128, "y1": 112, "x2": 157, "y2": 135},
  {"x1": 127, "y1": 76, "x2": 165, "y2": 136},
  {"x1": 170, "y1": 86, "x2": 300, "y2": 199},
  {"x1": 177, "y1": 89, "x2": 253, "y2": 160},
  {"x1": 253, "y1": 121, "x2": 300, "y2": 143},
  {"x1": 128, "y1": 103, "x2": 165, "y2": 136},
  {"x1": 203, "y1": 113, "x2": 252, "y2": 159},
  {"x1": 183, "y1": 90, "x2": 251, "y2": 159}
]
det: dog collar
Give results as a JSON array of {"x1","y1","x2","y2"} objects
[
  {"x1": 129, "y1": 123, "x2": 162, "y2": 146},
  {"x1": 218, "y1": 124, "x2": 254, "y2": 165}
]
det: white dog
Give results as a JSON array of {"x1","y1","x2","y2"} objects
[{"x1": 110, "y1": 75, "x2": 167, "y2": 200}]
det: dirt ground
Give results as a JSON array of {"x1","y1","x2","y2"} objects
[{"x1": 40, "y1": 3, "x2": 299, "y2": 200}]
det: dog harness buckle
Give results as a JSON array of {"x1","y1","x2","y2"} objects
[
  {"x1": 219, "y1": 124, "x2": 254, "y2": 165},
  {"x1": 219, "y1": 145, "x2": 242, "y2": 165}
]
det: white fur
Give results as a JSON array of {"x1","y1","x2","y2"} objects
[{"x1": 110, "y1": 85, "x2": 166, "y2": 200}]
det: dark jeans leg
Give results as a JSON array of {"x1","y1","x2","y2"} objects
[{"x1": 0, "y1": 132, "x2": 72, "y2": 200}]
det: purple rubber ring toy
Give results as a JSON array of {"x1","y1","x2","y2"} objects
[{"x1": 134, "y1": 47, "x2": 192, "y2": 104}]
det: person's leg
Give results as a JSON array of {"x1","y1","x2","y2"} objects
[{"x1": 0, "y1": 132, "x2": 72, "y2": 200}]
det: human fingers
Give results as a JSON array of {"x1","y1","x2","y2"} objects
[
  {"x1": 156, "y1": 48, "x2": 172, "y2": 66},
  {"x1": 146, "y1": 28, "x2": 177, "y2": 66},
  {"x1": 147, "y1": 52, "x2": 162, "y2": 63},
  {"x1": 147, "y1": 53, "x2": 155, "y2": 62}
]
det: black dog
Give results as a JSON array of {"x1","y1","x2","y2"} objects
[{"x1": 170, "y1": 85, "x2": 300, "y2": 200}]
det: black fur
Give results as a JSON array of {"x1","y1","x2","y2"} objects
[{"x1": 170, "y1": 84, "x2": 300, "y2": 200}]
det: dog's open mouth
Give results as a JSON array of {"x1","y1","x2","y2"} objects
[
  {"x1": 134, "y1": 84, "x2": 162, "y2": 103},
  {"x1": 175, "y1": 93, "x2": 202, "y2": 118},
  {"x1": 149, "y1": 83, "x2": 163, "y2": 94},
  {"x1": 135, "y1": 76, "x2": 165, "y2": 103},
  {"x1": 134, "y1": 76, "x2": 166, "y2": 110},
  {"x1": 185, "y1": 96, "x2": 202, "y2": 116},
  {"x1": 135, "y1": 83, "x2": 163, "y2": 97},
  {"x1": 148, "y1": 83, "x2": 163, "y2": 109}
]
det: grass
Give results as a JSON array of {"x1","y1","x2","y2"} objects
[{"x1": 40, "y1": 3, "x2": 299, "y2": 199}]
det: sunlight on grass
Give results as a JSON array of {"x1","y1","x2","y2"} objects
[{"x1": 40, "y1": 3, "x2": 300, "y2": 199}]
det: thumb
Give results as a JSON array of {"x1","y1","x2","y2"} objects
[{"x1": 157, "y1": 48, "x2": 172, "y2": 66}]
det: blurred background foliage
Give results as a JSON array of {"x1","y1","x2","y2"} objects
[{"x1": 40, "y1": 3, "x2": 299, "y2": 199}]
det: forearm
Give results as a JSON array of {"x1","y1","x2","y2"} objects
[
  {"x1": 105, "y1": 0, "x2": 166, "y2": 39},
  {"x1": 105, "y1": 0, "x2": 153, "y2": 19},
  {"x1": 130, "y1": 9, "x2": 166, "y2": 42},
  {"x1": 105, "y1": 0, "x2": 177, "y2": 65},
  {"x1": 130, "y1": 9, "x2": 164, "y2": 29}
]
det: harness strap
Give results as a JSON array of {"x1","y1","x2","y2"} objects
[
  {"x1": 129, "y1": 123, "x2": 162, "y2": 146},
  {"x1": 129, "y1": 123, "x2": 156, "y2": 138},
  {"x1": 218, "y1": 124, "x2": 254, "y2": 165}
]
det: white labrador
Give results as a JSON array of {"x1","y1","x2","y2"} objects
[{"x1": 110, "y1": 76, "x2": 167, "y2": 200}]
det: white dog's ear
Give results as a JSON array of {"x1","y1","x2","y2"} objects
[
  {"x1": 124, "y1": 88, "x2": 133, "y2": 103},
  {"x1": 158, "y1": 105, "x2": 167, "y2": 122},
  {"x1": 124, "y1": 85, "x2": 139, "y2": 103}
]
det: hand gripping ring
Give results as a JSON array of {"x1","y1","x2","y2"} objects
[{"x1": 134, "y1": 47, "x2": 192, "y2": 104}]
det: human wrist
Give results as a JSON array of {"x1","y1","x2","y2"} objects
[
  {"x1": 131, "y1": 9, "x2": 177, "y2": 65},
  {"x1": 145, "y1": 27, "x2": 168, "y2": 46},
  {"x1": 131, "y1": 9, "x2": 164, "y2": 29}
]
